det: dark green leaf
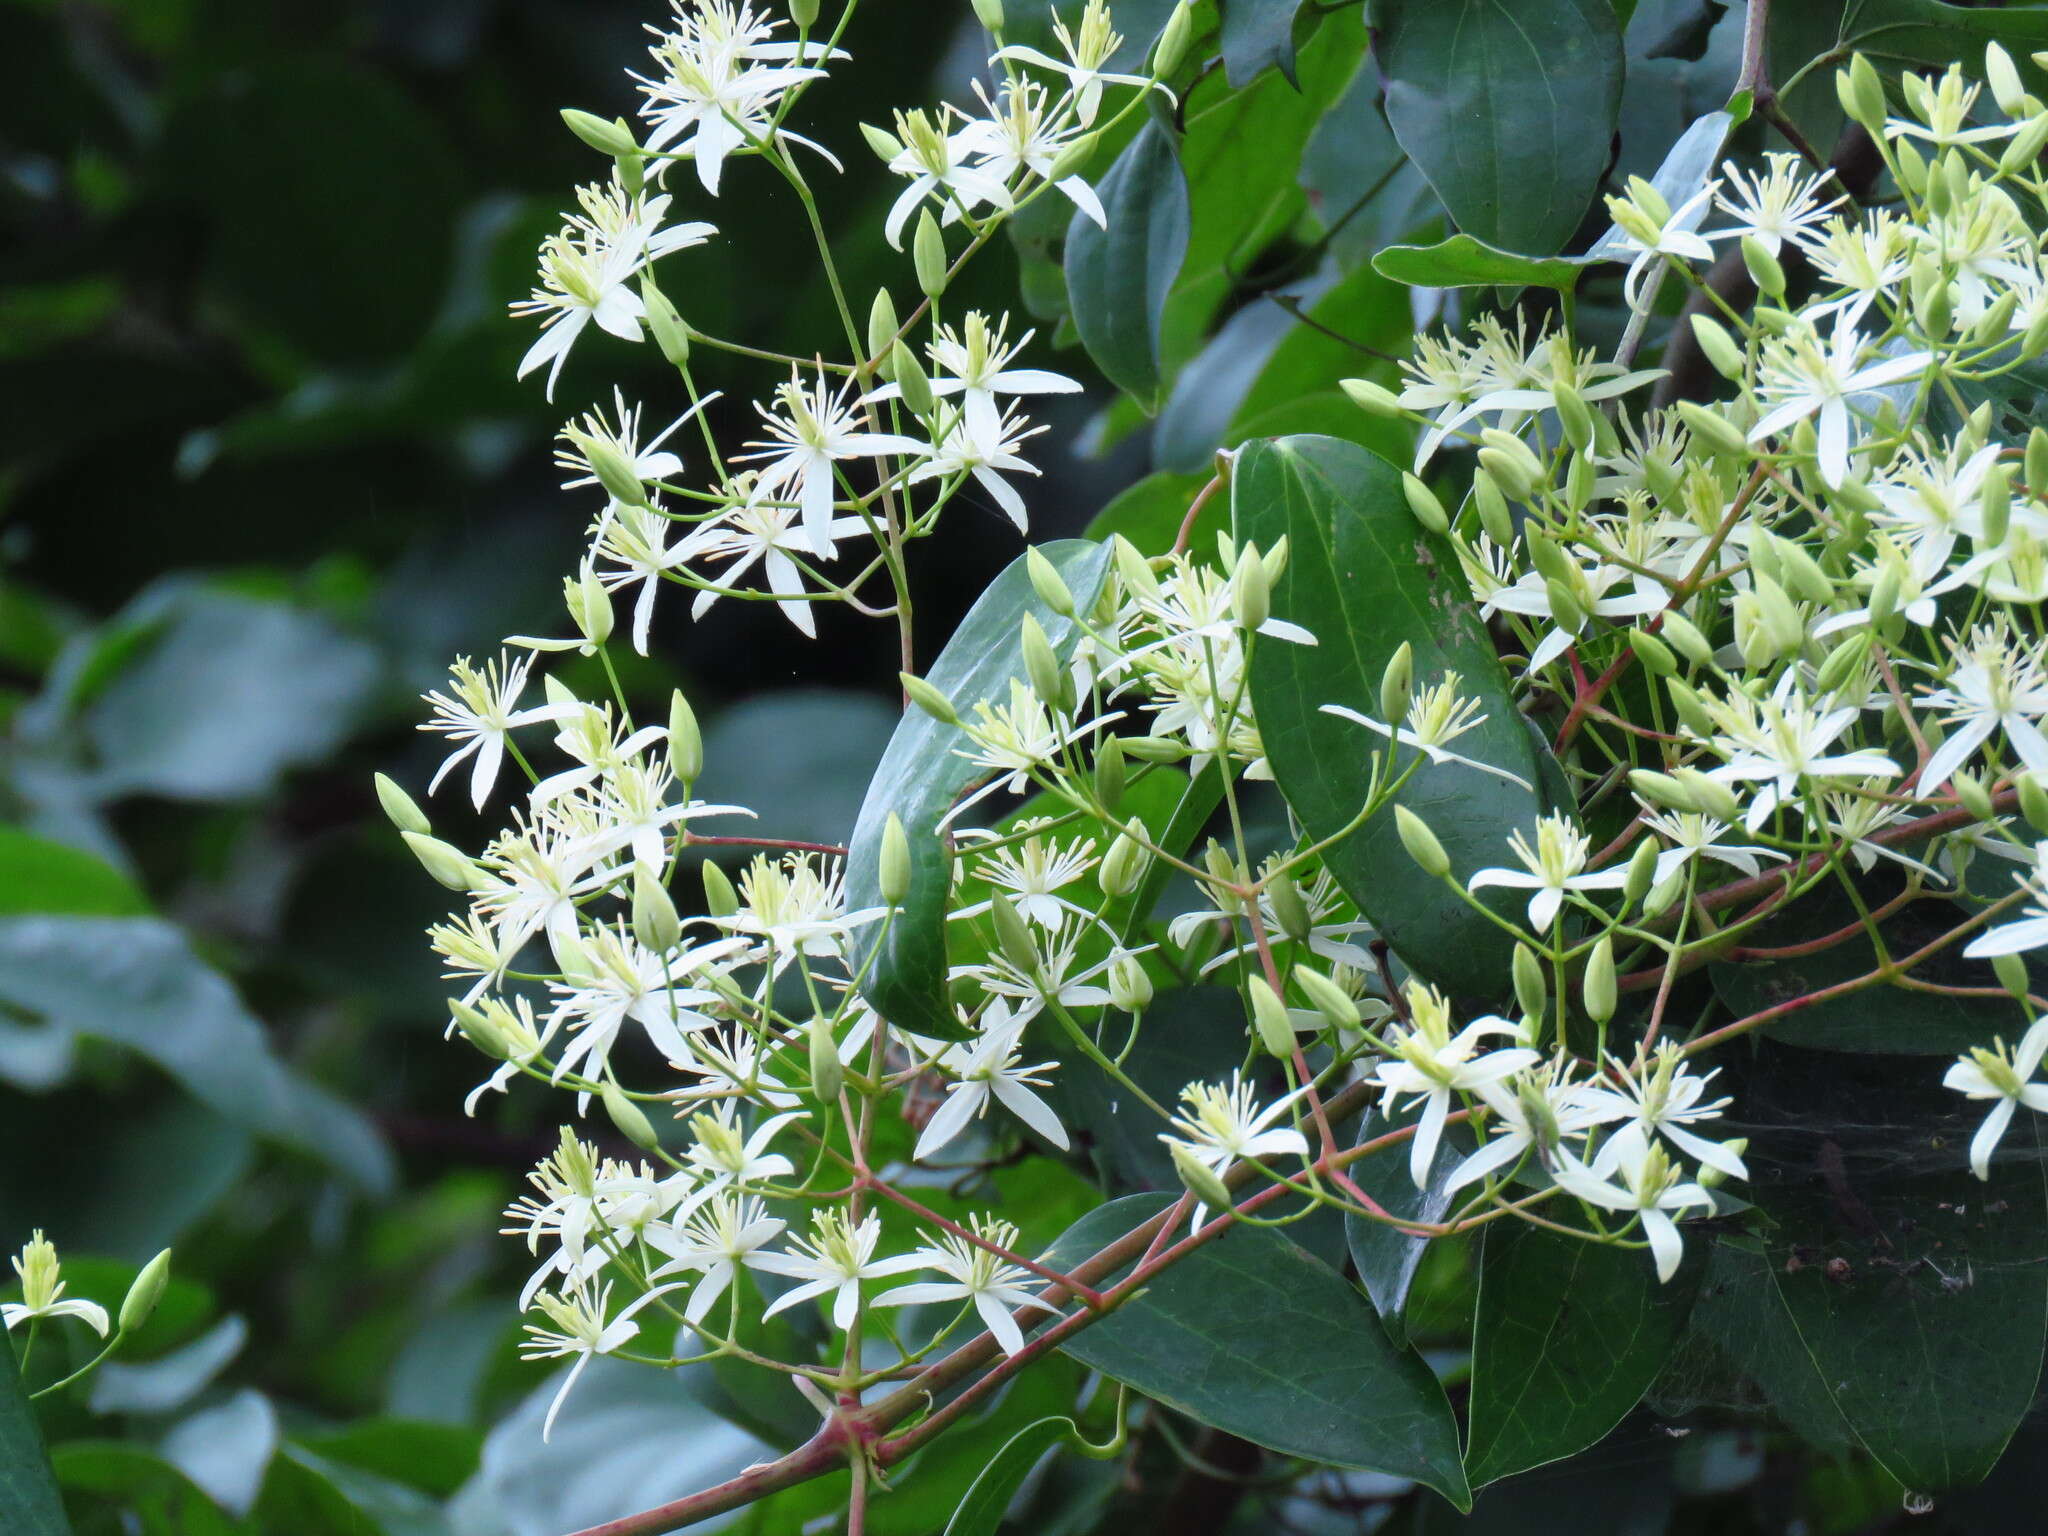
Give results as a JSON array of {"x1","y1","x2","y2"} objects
[
  {"x1": 1686, "y1": 1237, "x2": 1855, "y2": 1455},
  {"x1": 1043, "y1": 1195, "x2": 1472, "y2": 1507},
  {"x1": 295, "y1": 1418, "x2": 483, "y2": 1500},
  {"x1": 1373, "y1": 234, "x2": 1592, "y2": 291},
  {"x1": 1082, "y1": 469, "x2": 1211, "y2": 548},
  {"x1": 1221, "y1": 0, "x2": 1308, "y2": 87},
  {"x1": 1466, "y1": 1220, "x2": 1703, "y2": 1486},
  {"x1": 1343, "y1": 1102, "x2": 1470, "y2": 1344},
  {"x1": 1065, "y1": 121, "x2": 1189, "y2": 408},
  {"x1": 1234, "y1": 435, "x2": 1547, "y2": 998},
  {"x1": 53, "y1": 1445, "x2": 234, "y2": 1536},
  {"x1": 1376, "y1": 0, "x2": 1625, "y2": 256},
  {"x1": 945, "y1": 1416, "x2": 1080, "y2": 1536},
  {"x1": 2, "y1": 1333, "x2": 70, "y2": 1536},
  {"x1": 0, "y1": 826, "x2": 149, "y2": 917},
  {"x1": 845, "y1": 540, "x2": 1114, "y2": 1039}
]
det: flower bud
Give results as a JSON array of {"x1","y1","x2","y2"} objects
[
  {"x1": 118, "y1": 1249, "x2": 173, "y2": 1336},
  {"x1": 633, "y1": 864, "x2": 683, "y2": 953},
  {"x1": 861, "y1": 122, "x2": 904, "y2": 162},
  {"x1": 1666, "y1": 678, "x2": 1717, "y2": 737},
  {"x1": 2022, "y1": 772, "x2": 2048, "y2": 834},
  {"x1": 1740, "y1": 234, "x2": 1785, "y2": 299},
  {"x1": 1643, "y1": 870, "x2": 1686, "y2": 918},
  {"x1": 1994, "y1": 950, "x2": 2033, "y2": 1000},
  {"x1": 867, "y1": 288, "x2": 899, "y2": 368},
  {"x1": 1673, "y1": 767, "x2": 1740, "y2": 823},
  {"x1": 1402, "y1": 472, "x2": 1448, "y2": 535},
  {"x1": 888, "y1": 339, "x2": 936, "y2": 416},
  {"x1": 1109, "y1": 953, "x2": 1153, "y2": 1013},
  {"x1": 1688, "y1": 314, "x2": 1746, "y2": 380},
  {"x1": 1394, "y1": 805, "x2": 1450, "y2": 878},
  {"x1": 1153, "y1": 1, "x2": 1194, "y2": 76},
  {"x1": 1696, "y1": 1139, "x2": 1747, "y2": 1190},
  {"x1": 448, "y1": 999, "x2": 510, "y2": 1058},
  {"x1": 989, "y1": 892, "x2": 1038, "y2": 974},
  {"x1": 1112, "y1": 534, "x2": 1162, "y2": 603},
  {"x1": 1231, "y1": 544, "x2": 1271, "y2": 632},
  {"x1": 1512, "y1": 943, "x2": 1547, "y2": 1020},
  {"x1": 1624, "y1": 836, "x2": 1661, "y2": 906},
  {"x1": 879, "y1": 812, "x2": 913, "y2": 905},
  {"x1": 970, "y1": 0, "x2": 1005, "y2": 28},
  {"x1": 640, "y1": 275, "x2": 691, "y2": 367},
  {"x1": 900, "y1": 671, "x2": 959, "y2": 724},
  {"x1": 602, "y1": 1083, "x2": 662, "y2": 1152},
  {"x1": 374, "y1": 772, "x2": 430, "y2": 836},
  {"x1": 1628, "y1": 628, "x2": 1677, "y2": 677},
  {"x1": 1562, "y1": 448, "x2": 1596, "y2": 513},
  {"x1": 1094, "y1": 733, "x2": 1126, "y2": 813},
  {"x1": 1544, "y1": 576, "x2": 1588, "y2": 636},
  {"x1": 702, "y1": 858, "x2": 740, "y2": 918},
  {"x1": 1470, "y1": 468, "x2": 1516, "y2": 545},
  {"x1": 1021, "y1": 613, "x2": 1072, "y2": 714},
  {"x1": 1953, "y1": 770, "x2": 1995, "y2": 823},
  {"x1": 578, "y1": 432, "x2": 650, "y2": 508},
  {"x1": 1981, "y1": 462, "x2": 2013, "y2": 548},
  {"x1": 1203, "y1": 840, "x2": 1245, "y2": 902},
  {"x1": 1988, "y1": 43, "x2": 2030, "y2": 116},
  {"x1": 1658, "y1": 610, "x2": 1714, "y2": 667},
  {"x1": 1249, "y1": 976, "x2": 1296, "y2": 1057},
  {"x1": 1170, "y1": 1143, "x2": 1233, "y2": 1212},
  {"x1": 1267, "y1": 872, "x2": 1313, "y2": 944},
  {"x1": 1629, "y1": 769, "x2": 1695, "y2": 812},
  {"x1": 789, "y1": 0, "x2": 821, "y2": 27},
  {"x1": 1340, "y1": 378, "x2": 1404, "y2": 417},
  {"x1": 1120, "y1": 734, "x2": 1188, "y2": 762},
  {"x1": 405, "y1": 831, "x2": 485, "y2": 892},
  {"x1": 1477, "y1": 429, "x2": 1545, "y2": 501},
  {"x1": 1380, "y1": 641, "x2": 1414, "y2": 727},
  {"x1": 561, "y1": 109, "x2": 639, "y2": 158},
  {"x1": 1675, "y1": 399, "x2": 1751, "y2": 458},
  {"x1": 1815, "y1": 632, "x2": 1869, "y2": 694},
  {"x1": 1098, "y1": 824, "x2": 1148, "y2": 897},
  {"x1": 1049, "y1": 130, "x2": 1099, "y2": 181},
  {"x1": 1582, "y1": 936, "x2": 1617, "y2": 1025},
  {"x1": 2030, "y1": 429, "x2": 2048, "y2": 499},
  {"x1": 1893, "y1": 138, "x2": 1928, "y2": 196},
  {"x1": 668, "y1": 689, "x2": 703, "y2": 781},
  {"x1": 1840, "y1": 53, "x2": 1888, "y2": 134},
  {"x1": 914, "y1": 210, "x2": 948, "y2": 297},
  {"x1": 1553, "y1": 384, "x2": 1596, "y2": 455},
  {"x1": 2000, "y1": 113, "x2": 2048, "y2": 177},
  {"x1": 1294, "y1": 964, "x2": 1362, "y2": 1030},
  {"x1": 809, "y1": 1013, "x2": 845, "y2": 1103},
  {"x1": 566, "y1": 563, "x2": 614, "y2": 646},
  {"x1": 1026, "y1": 546, "x2": 1077, "y2": 617}
]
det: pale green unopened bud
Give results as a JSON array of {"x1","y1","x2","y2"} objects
[
  {"x1": 861, "y1": 122, "x2": 904, "y2": 162},
  {"x1": 640, "y1": 275, "x2": 691, "y2": 367},
  {"x1": 1340, "y1": 377, "x2": 1403, "y2": 416},
  {"x1": 1624, "y1": 836, "x2": 1661, "y2": 906},
  {"x1": 1394, "y1": 805, "x2": 1450, "y2": 878},
  {"x1": 989, "y1": 892, "x2": 1038, "y2": 973},
  {"x1": 809, "y1": 1014, "x2": 844, "y2": 1103},
  {"x1": 1987, "y1": 43, "x2": 2029, "y2": 116},
  {"x1": 1293, "y1": 965, "x2": 1361, "y2": 1030},
  {"x1": 1666, "y1": 678, "x2": 1717, "y2": 737},
  {"x1": 1512, "y1": 943, "x2": 1547, "y2": 1020},
  {"x1": 1402, "y1": 472, "x2": 1448, "y2": 536},
  {"x1": 1471, "y1": 469, "x2": 1516, "y2": 545},
  {"x1": 374, "y1": 772, "x2": 430, "y2": 836},
  {"x1": 1741, "y1": 235, "x2": 1785, "y2": 298},
  {"x1": 1545, "y1": 577, "x2": 1588, "y2": 635},
  {"x1": 1267, "y1": 873, "x2": 1312, "y2": 944},
  {"x1": 1121, "y1": 735, "x2": 1189, "y2": 763},
  {"x1": 1981, "y1": 463, "x2": 2012, "y2": 548},
  {"x1": 1526, "y1": 532, "x2": 1573, "y2": 584},
  {"x1": 1643, "y1": 870, "x2": 1686, "y2": 918},
  {"x1": 1203, "y1": 840, "x2": 1244, "y2": 897},
  {"x1": 1628, "y1": 628, "x2": 1677, "y2": 677},
  {"x1": 1841, "y1": 53, "x2": 1888, "y2": 134},
  {"x1": 1562, "y1": 449, "x2": 1596, "y2": 513},
  {"x1": 580, "y1": 433, "x2": 649, "y2": 508},
  {"x1": 2029, "y1": 429, "x2": 2048, "y2": 498},
  {"x1": 632, "y1": 864, "x2": 682, "y2": 952},
  {"x1": 1582, "y1": 936, "x2": 1617, "y2": 1024},
  {"x1": 1753, "y1": 572, "x2": 1805, "y2": 657},
  {"x1": 879, "y1": 812, "x2": 913, "y2": 905},
  {"x1": 1260, "y1": 532, "x2": 1289, "y2": 587},
  {"x1": 1231, "y1": 544, "x2": 1271, "y2": 631},
  {"x1": 900, "y1": 671, "x2": 958, "y2": 724},
  {"x1": 1249, "y1": 976, "x2": 1295, "y2": 1057},
  {"x1": 1026, "y1": 546, "x2": 1076, "y2": 617},
  {"x1": 668, "y1": 689, "x2": 703, "y2": 781},
  {"x1": 1675, "y1": 399, "x2": 1750, "y2": 457},
  {"x1": 2022, "y1": 772, "x2": 2048, "y2": 833},
  {"x1": 449, "y1": 999, "x2": 509, "y2": 1058},
  {"x1": 1629, "y1": 769, "x2": 1695, "y2": 812},
  {"x1": 1050, "y1": 130, "x2": 1099, "y2": 181},
  {"x1": 1152, "y1": 1, "x2": 1194, "y2": 76},
  {"x1": 1954, "y1": 771, "x2": 1995, "y2": 823},
  {"x1": 562, "y1": 109, "x2": 639, "y2": 158},
  {"x1": 1021, "y1": 613, "x2": 1071, "y2": 713},
  {"x1": 1696, "y1": 1139, "x2": 1747, "y2": 1190},
  {"x1": 118, "y1": 1248, "x2": 173, "y2": 1336},
  {"x1": 970, "y1": 0, "x2": 1005, "y2": 29},
  {"x1": 789, "y1": 0, "x2": 820, "y2": 28},
  {"x1": 867, "y1": 288, "x2": 899, "y2": 368},
  {"x1": 1776, "y1": 536, "x2": 1835, "y2": 607},
  {"x1": 1553, "y1": 384, "x2": 1596, "y2": 454},
  {"x1": 1868, "y1": 557, "x2": 1902, "y2": 629},
  {"x1": 1893, "y1": 138, "x2": 1928, "y2": 196},
  {"x1": 1815, "y1": 632, "x2": 1869, "y2": 694},
  {"x1": 1171, "y1": 1143, "x2": 1233, "y2": 1211},
  {"x1": 702, "y1": 858, "x2": 739, "y2": 918},
  {"x1": 1112, "y1": 534, "x2": 1162, "y2": 603},
  {"x1": 1477, "y1": 429, "x2": 1544, "y2": 501},
  {"x1": 1674, "y1": 767, "x2": 1740, "y2": 823},
  {"x1": 1994, "y1": 950, "x2": 2033, "y2": 1000},
  {"x1": 2000, "y1": 113, "x2": 2048, "y2": 177},
  {"x1": 891, "y1": 339, "x2": 934, "y2": 416},
  {"x1": 1689, "y1": 314, "x2": 1746, "y2": 380},
  {"x1": 405, "y1": 831, "x2": 484, "y2": 892},
  {"x1": 1380, "y1": 641, "x2": 1414, "y2": 726},
  {"x1": 1109, "y1": 953, "x2": 1154, "y2": 1013},
  {"x1": 914, "y1": 210, "x2": 948, "y2": 297},
  {"x1": 602, "y1": 1084, "x2": 661, "y2": 1152},
  {"x1": 1658, "y1": 610, "x2": 1714, "y2": 667},
  {"x1": 1098, "y1": 825, "x2": 1147, "y2": 897},
  {"x1": 567, "y1": 563, "x2": 614, "y2": 646},
  {"x1": 1075, "y1": 705, "x2": 1119, "y2": 795}
]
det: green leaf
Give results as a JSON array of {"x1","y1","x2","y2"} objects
[
  {"x1": 1343, "y1": 1102, "x2": 1471, "y2": 1344},
  {"x1": 694, "y1": 689, "x2": 899, "y2": 853},
  {"x1": 1082, "y1": 469, "x2": 1211, "y2": 549},
  {"x1": 1064, "y1": 120, "x2": 1189, "y2": 409},
  {"x1": 1759, "y1": 1134, "x2": 2048, "y2": 1493},
  {"x1": 1221, "y1": 0, "x2": 1309, "y2": 87},
  {"x1": 2, "y1": 1333, "x2": 70, "y2": 1536},
  {"x1": 1234, "y1": 435, "x2": 1547, "y2": 997},
  {"x1": 52, "y1": 1444, "x2": 236, "y2": 1536},
  {"x1": 1376, "y1": 0, "x2": 1625, "y2": 256},
  {"x1": 845, "y1": 540, "x2": 1114, "y2": 1039},
  {"x1": 0, "y1": 826, "x2": 149, "y2": 917},
  {"x1": 1043, "y1": 1195, "x2": 1472, "y2": 1507},
  {"x1": 945, "y1": 1416, "x2": 1081, "y2": 1536},
  {"x1": 295, "y1": 1418, "x2": 482, "y2": 1500},
  {"x1": 1372, "y1": 234, "x2": 1592, "y2": 291},
  {"x1": 0, "y1": 916, "x2": 391, "y2": 1190},
  {"x1": 1687, "y1": 1237, "x2": 1856, "y2": 1455},
  {"x1": 1465, "y1": 1219, "x2": 1704, "y2": 1486}
]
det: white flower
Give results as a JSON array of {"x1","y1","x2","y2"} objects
[
  {"x1": 545, "y1": 923, "x2": 737, "y2": 1083},
  {"x1": 1446, "y1": 1062, "x2": 1617, "y2": 1194},
  {"x1": 873, "y1": 1217, "x2": 1048, "y2": 1356},
  {"x1": 951, "y1": 823, "x2": 1098, "y2": 929},
  {"x1": 882, "y1": 107, "x2": 1014, "y2": 250},
  {"x1": 522, "y1": 1281, "x2": 673, "y2": 1440},
  {"x1": 687, "y1": 480, "x2": 868, "y2": 638},
  {"x1": 1322, "y1": 671, "x2": 1534, "y2": 790},
  {"x1": 555, "y1": 387, "x2": 705, "y2": 509},
  {"x1": 1914, "y1": 623, "x2": 2048, "y2": 798},
  {"x1": 681, "y1": 1104, "x2": 805, "y2": 1198},
  {"x1": 2, "y1": 1231, "x2": 109, "y2": 1337},
  {"x1": 472, "y1": 809, "x2": 618, "y2": 962},
  {"x1": 991, "y1": 0, "x2": 1161, "y2": 127},
  {"x1": 590, "y1": 505, "x2": 715, "y2": 656},
  {"x1": 1159, "y1": 1071, "x2": 1310, "y2": 1185},
  {"x1": 1637, "y1": 806, "x2": 1788, "y2": 885},
  {"x1": 956, "y1": 79, "x2": 1104, "y2": 226},
  {"x1": 968, "y1": 912, "x2": 1123, "y2": 1013},
  {"x1": 1747, "y1": 318, "x2": 1930, "y2": 488},
  {"x1": 719, "y1": 852, "x2": 885, "y2": 969},
  {"x1": 1576, "y1": 1045, "x2": 1748, "y2": 1182},
  {"x1": 915, "y1": 1002, "x2": 1068, "y2": 1160},
  {"x1": 904, "y1": 398, "x2": 1045, "y2": 533},
  {"x1": 1552, "y1": 1139, "x2": 1712, "y2": 1282},
  {"x1": 868, "y1": 310, "x2": 1080, "y2": 444},
  {"x1": 511, "y1": 177, "x2": 715, "y2": 399},
  {"x1": 1477, "y1": 547, "x2": 1665, "y2": 672},
  {"x1": 752, "y1": 1211, "x2": 924, "y2": 1330},
  {"x1": 646, "y1": 1192, "x2": 787, "y2": 1324},
  {"x1": 1604, "y1": 176, "x2": 1717, "y2": 312},
  {"x1": 1702, "y1": 672, "x2": 1900, "y2": 831},
  {"x1": 1964, "y1": 841, "x2": 2048, "y2": 959},
  {"x1": 1709, "y1": 152, "x2": 1842, "y2": 257},
  {"x1": 739, "y1": 369, "x2": 926, "y2": 556},
  {"x1": 1468, "y1": 815, "x2": 1633, "y2": 932},
  {"x1": 420, "y1": 652, "x2": 582, "y2": 811},
  {"x1": 1943, "y1": 1018, "x2": 2048, "y2": 1179},
  {"x1": 1373, "y1": 982, "x2": 1538, "y2": 1187}
]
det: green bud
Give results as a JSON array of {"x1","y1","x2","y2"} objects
[
  {"x1": 879, "y1": 812, "x2": 913, "y2": 906},
  {"x1": 1170, "y1": 1142, "x2": 1234, "y2": 1212},
  {"x1": 118, "y1": 1248, "x2": 173, "y2": 1336},
  {"x1": 1477, "y1": 429, "x2": 1545, "y2": 501},
  {"x1": 1952, "y1": 770, "x2": 1995, "y2": 822},
  {"x1": 1994, "y1": 950, "x2": 2033, "y2": 1000},
  {"x1": 1629, "y1": 769, "x2": 1695, "y2": 812},
  {"x1": 809, "y1": 1014, "x2": 845, "y2": 1103},
  {"x1": 1553, "y1": 384, "x2": 1597, "y2": 455},
  {"x1": 667, "y1": 689, "x2": 703, "y2": 781},
  {"x1": 1152, "y1": 0, "x2": 1194, "y2": 76},
  {"x1": 1267, "y1": 872, "x2": 1313, "y2": 945},
  {"x1": 1094, "y1": 733, "x2": 1126, "y2": 814},
  {"x1": 1512, "y1": 943, "x2": 1547, "y2": 1020},
  {"x1": 578, "y1": 432, "x2": 649, "y2": 508},
  {"x1": 2001, "y1": 113, "x2": 2048, "y2": 177},
  {"x1": 1740, "y1": 234, "x2": 1786, "y2": 298},
  {"x1": 1340, "y1": 378, "x2": 1404, "y2": 417},
  {"x1": 867, "y1": 288, "x2": 899, "y2": 368},
  {"x1": 1120, "y1": 734, "x2": 1189, "y2": 763},
  {"x1": 449, "y1": 998, "x2": 509, "y2": 1058},
  {"x1": 1231, "y1": 544, "x2": 1271, "y2": 632},
  {"x1": 702, "y1": 858, "x2": 739, "y2": 918},
  {"x1": 1815, "y1": 632, "x2": 1869, "y2": 695},
  {"x1": 891, "y1": 339, "x2": 935, "y2": 416},
  {"x1": 1628, "y1": 628, "x2": 1677, "y2": 677},
  {"x1": 989, "y1": 891, "x2": 1039, "y2": 974},
  {"x1": 1982, "y1": 462, "x2": 2013, "y2": 548},
  {"x1": 404, "y1": 831, "x2": 484, "y2": 892},
  {"x1": 789, "y1": 0, "x2": 821, "y2": 28},
  {"x1": 374, "y1": 772, "x2": 430, "y2": 836},
  {"x1": 1582, "y1": 936, "x2": 1617, "y2": 1025},
  {"x1": 1893, "y1": 138, "x2": 1928, "y2": 196},
  {"x1": 2030, "y1": 429, "x2": 2048, "y2": 499},
  {"x1": 2022, "y1": 772, "x2": 2048, "y2": 833},
  {"x1": 1027, "y1": 546, "x2": 1077, "y2": 617},
  {"x1": 1563, "y1": 448, "x2": 1597, "y2": 513},
  {"x1": 970, "y1": 0, "x2": 1005, "y2": 28},
  {"x1": 632, "y1": 864, "x2": 683, "y2": 953},
  {"x1": 561, "y1": 109, "x2": 639, "y2": 158},
  {"x1": 913, "y1": 210, "x2": 948, "y2": 297},
  {"x1": 900, "y1": 671, "x2": 959, "y2": 725},
  {"x1": 1098, "y1": 824, "x2": 1148, "y2": 897},
  {"x1": 1525, "y1": 532, "x2": 1573, "y2": 584},
  {"x1": 1293, "y1": 965, "x2": 1361, "y2": 1030},
  {"x1": 1112, "y1": 534, "x2": 1162, "y2": 603},
  {"x1": 1673, "y1": 767, "x2": 1740, "y2": 823},
  {"x1": 1689, "y1": 313, "x2": 1746, "y2": 380},
  {"x1": 1696, "y1": 1138, "x2": 1747, "y2": 1190},
  {"x1": 602, "y1": 1083, "x2": 662, "y2": 1153},
  {"x1": 640, "y1": 275, "x2": 691, "y2": 367},
  {"x1": 1666, "y1": 678, "x2": 1717, "y2": 737},
  {"x1": 1842, "y1": 53, "x2": 1888, "y2": 134},
  {"x1": 1545, "y1": 576, "x2": 1588, "y2": 635},
  {"x1": 1109, "y1": 953, "x2": 1154, "y2": 1013},
  {"x1": 1380, "y1": 641, "x2": 1414, "y2": 726},
  {"x1": 1249, "y1": 976, "x2": 1295, "y2": 1058},
  {"x1": 1643, "y1": 870, "x2": 1686, "y2": 918},
  {"x1": 1675, "y1": 399, "x2": 1751, "y2": 458},
  {"x1": 1659, "y1": 610, "x2": 1714, "y2": 667},
  {"x1": 1987, "y1": 43, "x2": 2029, "y2": 117},
  {"x1": 1471, "y1": 469, "x2": 1516, "y2": 545},
  {"x1": 1021, "y1": 612, "x2": 1071, "y2": 713},
  {"x1": 1402, "y1": 472, "x2": 1449, "y2": 536},
  {"x1": 861, "y1": 122, "x2": 904, "y2": 162},
  {"x1": 1868, "y1": 556, "x2": 1902, "y2": 629},
  {"x1": 1624, "y1": 836, "x2": 1661, "y2": 906},
  {"x1": 1394, "y1": 805, "x2": 1450, "y2": 879}
]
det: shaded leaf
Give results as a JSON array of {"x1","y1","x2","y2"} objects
[
  {"x1": 1686, "y1": 1237, "x2": 1856, "y2": 1455},
  {"x1": 1043, "y1": 1195, "x2": 1472, "y2": 1507},
  {"x1": 1221, "y1": 0, "x2": 1308, "y2": 87},
  {"x1": 945, "y1": 1416, "x2": 1080, "y2": 1536},
  {"x1": 1, "y1": 1332, "x2": 70, "y2": 1536},
  {"x1": 1082, "y1": 469, "x2": 1211, "y2": 549},
  {"x1": 0, "y1": 827, "x2": 149, "y2": 917},
  {"x1": 1373, "y1": 234, "x2": 1592, "y2": 291},
  {"x1": 1343, "y1": 1101, "x2": 1471, "y2": 1344},
  {"x1": 1065, "y1": 121, "x2": 1189, "y2": 408},
  {"x1": 53, "y1": 1444, "x2": 233, "y2": 1536}
]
